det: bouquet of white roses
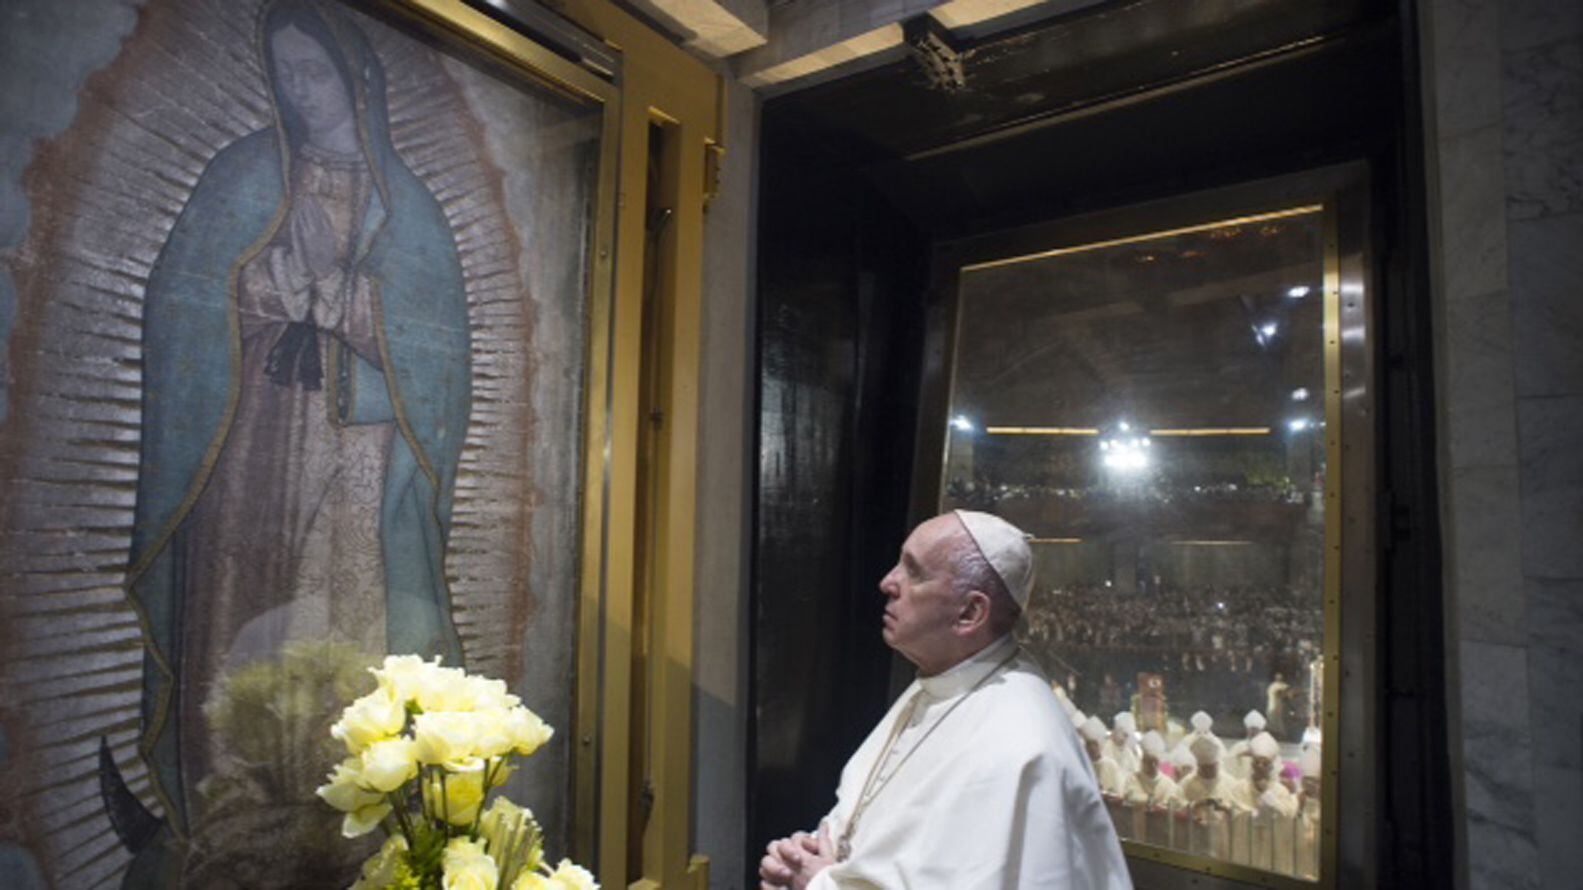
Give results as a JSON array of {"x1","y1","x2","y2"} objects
[{"x1": 317, "y1": 655, "x2": 597, "y2": 890}]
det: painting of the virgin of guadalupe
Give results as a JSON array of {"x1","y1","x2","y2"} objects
[
  {"x1": 124, "y1": 0, "x2": 471, "y2": 878},
  {"x1": 0, "y1": 0, "x2": 600, "y2": 886}
]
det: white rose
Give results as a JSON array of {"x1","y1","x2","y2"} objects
[
  {"x1": 316, "y1": 758, "x2": 382, "y2": 813},
  {"x1": 372, "y1": 654, "x2": 438, "y2": 704},
  {"x1": 502, "y1": 707, "x2": 554, "y2": 758},
  {"x1": 548, "y1": 859, "x2": 599, "y2": 890},
  {"x1": 413, "y1": 665, "x2": 474, "y2": 712},
  {"x1": 511, "y1": 874, "x2": 552, "y2": 890},
  {"x1": 442, "y1": 838, "x2": 500, "y2": 890},
  {"x1": 473, "y1": 707, "x2": 516, "y2": 760},
  {"x1": 341, "y1": 800, "x2": 393, "y2": 839},
  {"x1": 468, "y1": 675, "x2": 521, "y2": 711},
  {"x1": 424, "y1": 758, "x2": 489, "y2": 826},
  {"x1": 316, "y1": 758, "x2": 393, "y2": 838},
  {"x1": 360, "y1": 737, "x2": 419, "y2": 793},
  {"x1": 332, "y1": 687, "x2": 407, "y2": 755},
  {"x1": 414, "y1": 711, "x2": 481, "y2": 766}
]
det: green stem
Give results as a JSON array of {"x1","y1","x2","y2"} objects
[
  {"x1": 388, "y1": 788, "x2": 417, "y2": 849},
  {"x1": 440, "y1": 769, "x2": 451, "y2": 832},
  {"x1": 470, "y1": 757, "x2": 506, "y2": 839}
]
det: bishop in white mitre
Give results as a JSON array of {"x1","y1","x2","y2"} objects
[
  {"x1": 1081, "y1": 715, "x2": 1127, "y2": 797},
  {"x1": 1104, "y1": 711, "x2": 1142, "y2": 774},
  {"x1": 1171, "y1": 710, "x2": 1223, "y2": 766},
  {"x1": 759, "y1": 511, "x2": 1132, "y2": 890},
  {"x1": 1121, "y1": 731, "x2": 1184, "y2": 809},
  {"x1": 1224, "y1": 710, "x2": 1266, "y2": 780}
]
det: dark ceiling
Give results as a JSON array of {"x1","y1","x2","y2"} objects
[
  {"x1": 764, "y1": 0, "x2": 1398, "y2": 238},
  {"x1": 952, "y1": 209, "x2": 1326, "y2": 429}
]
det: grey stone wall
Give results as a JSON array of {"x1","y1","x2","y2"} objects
[{"x1": 1424, "y1": 1, "x2": 1583, "y2": 888}]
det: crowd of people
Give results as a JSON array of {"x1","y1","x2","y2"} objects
[
  {"x1": 945, "y1": 476, "x2": 1310, "y2": 510},
  {"x1": 1020, "y1": 583, "x2": 1323, "y2": 738},
  {"x1": 1063, "y1": 705, "x2": 1325, "y2": 879}
]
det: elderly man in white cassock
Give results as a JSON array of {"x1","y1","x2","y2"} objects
[
  {"x1": 758, "y1": 511, "x2": 1132, "y2": 890},
  {"x1": 1122, "y1": 731, "x2": 1183, "y2": 809},
  {"x1": 1080, "y1": 716, "x2": 1127, "y2": 797},
  {"x1": 1228, "y1": 732, "x2": 1298, "y2": 817},
  {"x1": 1179, "y1": 735, "x2": 1233, "y2": 809},
  {"x1": 1227, "y1": 731, "x2": 1298, "y2": 869},
  {"x1": 1170, "y1": 711, "x2": 1222, "y2": 766},
  {"x1": 1105, "y1": 712, "x2": 1142, "y2": 774},
  {"x1": 1295, "y1": 746, "x2": 1322, "y2": 879},
  {"x1": 1224, "y1": 710, "x2": 1266, "y2": 780}
]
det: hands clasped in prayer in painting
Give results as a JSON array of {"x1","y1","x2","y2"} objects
[{"x1": 760, "y1": 512, "x2": 1133, "y2": 890}]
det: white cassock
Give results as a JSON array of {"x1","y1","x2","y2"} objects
[
  {"x1": 1229, "y1": 777, "x2": 1298, "y2": 817},
  {"x1": 1093, "y1": 756, "x2": 1126, "y2": 797},
  {"x1": 1296, "y1": 796, "x2": 1320, "y2": 879},
  {"x1": 1170, "y1": 732, "x2": 1222, "y2": 766},
  {"x1": 1223, "y1": 739, "x2": 1252, "y2": 780},
  {"x1": 1121, "y1": 771, "x2": 1183, "y2": 809},
  {"x1": 808, "y1": 635, "x2": 1132, "y2": 890},
  {"x1": 1228, "y1": 777, "x2": 1298, "y2": 872},
  {"x1": 1103, "y1": 738, "x2": 1141, "y2": 775}
]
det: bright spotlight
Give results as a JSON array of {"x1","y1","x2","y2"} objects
[
  {"x1": 1260, "y1": 322, "x2": 1278, "y2": 337},
  {"x1": 951, "y1": 415, "x2": 975, "y2": 432},
  {"x1": 1287, "y1": 285, "x2": 1312, "y2": 299},
  {"x1": 1291, "y1": 387, "x2": 1310, "y2": 401},
  {"x1": 1101, "y1": 438, "x2": 1150, "y2": 473},
  {"x1": 1118, "y1": 420, "x2": 1131, "y2": 432},
  {"x1": 1288, "y1": 417, "x2": 1312, "y2": 432}
]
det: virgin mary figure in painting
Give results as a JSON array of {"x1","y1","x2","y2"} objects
[{"x1": 110, "y1": 0, "x2": 470, "y2": 882}]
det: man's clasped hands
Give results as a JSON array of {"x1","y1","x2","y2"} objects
[{"x1": 758, "y1": 822, "x2": 840, "y2": 890}]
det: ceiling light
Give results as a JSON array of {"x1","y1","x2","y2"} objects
[
  {"x1": 1287, "y1": 285, "x2": 1312, "y2": 299},
  {"x1": 1101, "y1": 438, "x2": 1150, "y2": 473},
  {"x1": 1288, "y1": 417, "x2": 1312, "y2": 432},
  {"x1": 950, "y1": 415, "x2": 975, "y2": 432},
  {"x1": 1291, "y1": 387, "x2": 1310, "y2": 401}
]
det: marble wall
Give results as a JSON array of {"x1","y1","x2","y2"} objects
[
  {"x1": 692, "y1": 75, "x2": 760, "y2": 890},
  {"x1": 1425, "y1": 1, "x2": 1583, "y2": 888}
]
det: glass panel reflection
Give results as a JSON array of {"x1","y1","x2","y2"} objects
[{"x1": 943, "y1": 207, "x2": 1329, "y2": 881}]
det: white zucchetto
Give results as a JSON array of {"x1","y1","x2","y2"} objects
[{"x1": 953, "y1": 510, "x2": 1034, "y2": 609}]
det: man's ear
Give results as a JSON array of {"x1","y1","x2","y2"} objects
[{"x1": 956, "y1": 590, "x2": 991, "y2": 633}]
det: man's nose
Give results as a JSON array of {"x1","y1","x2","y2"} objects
[{"x1": 878, "y1": 568, "x2": 899, "y2": 595}]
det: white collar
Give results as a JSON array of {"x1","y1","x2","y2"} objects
[{"x1": 917, "y1": 634, "x2": 1017, "y2": 700}]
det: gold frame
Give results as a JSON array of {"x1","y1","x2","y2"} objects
[
  {"x1": 921, "y1": 166, "x2": 1377, "y2": 890},
  {"x1": 383, "y1": 3, "x2": 722, "y2": 889}
]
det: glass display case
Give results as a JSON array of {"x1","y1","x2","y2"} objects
[{"x1": 928, "y1": 171, "x2": 1375, "y2": 887}]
